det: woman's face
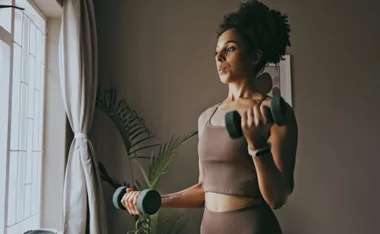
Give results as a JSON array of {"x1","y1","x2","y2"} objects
[{"x1": 215, "y1": 28, "x2": 257, "y2": 84}]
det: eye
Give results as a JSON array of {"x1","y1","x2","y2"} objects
[{"x1": 226, "y1": 46, "x2": 235, "y2": 52}]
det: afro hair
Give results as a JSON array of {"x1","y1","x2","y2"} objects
[{"x1": 217, "y1": 0, "x2": 291, "y2": 71}]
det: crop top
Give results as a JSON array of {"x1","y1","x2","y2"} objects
[{"x1": 198, "y1": 102, "x2": 262, "y2": 198}]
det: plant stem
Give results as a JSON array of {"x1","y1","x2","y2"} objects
[{"x1": 123, "y1": 141, "x2": 135, "y2": 188}]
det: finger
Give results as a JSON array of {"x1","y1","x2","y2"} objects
[
  {"x1": 122, "y1": 192, "x2": 132, "y2": 214},
  {"x1": 121, "y1": 193, "x2": 128, "y2": 209},
  {"x1": 129, "y1": 192, "x2": 138, "y2": 215},
  {"x1": 259, "y1": 103, "x2": 269, "y2": 125},
  {"x1": 132, "y1": 192, "x2": 140, "y2": 215},
  {"x1": 123, "y1": 188, "x2": 132, "y2": 212},
  {"x1": 241, "y1": 109, "x2": 248, "y2": 130},
  {"x1": 125, "y1": 188, "x2": 135, "y2": 213},
  {"x1": 127, "y1": 192, "x2": 137, "y2": 215},
  {"x1": 127, "y1": 192, "x2": 136, "y2": 214},
  {"x1": 126, "y1": 188, "x2": 134, "y2": 193},
  {"x1": 247, "y1": 107, "x2": 254, "y2": 128},
  {"x1": 253, "y1": 105, "x2": 262, "y2": 126}
]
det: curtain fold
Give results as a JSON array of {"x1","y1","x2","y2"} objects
[{"x1": 58, "y1": 0, "x2": 107, "y2": 233}]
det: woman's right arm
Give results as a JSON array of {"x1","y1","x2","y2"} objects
[
  {"x1": 158, "y1": 109, "x2": 211, "y2": 208},
  {"x1": 122, "y1": 108, "x2": 212, "y2": 214},
  {"x1": 160, "y1": 159, "x2": 205, "y2": 208}
]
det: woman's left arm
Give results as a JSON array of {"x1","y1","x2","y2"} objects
[{"x1": 243, "y1": 102, "x2": 298, "y2": 209}]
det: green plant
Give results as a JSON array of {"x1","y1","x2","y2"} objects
[{"x1": 95, "y1": 87, "x2": 197, "y2": 234}]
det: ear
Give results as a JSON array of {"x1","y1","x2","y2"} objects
[{"x1": 251, "y1": 49, "x2": 262, "y2": 65}]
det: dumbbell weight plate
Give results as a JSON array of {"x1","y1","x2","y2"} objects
[
  {"x1": 224, "y1": 96, "x2": 288, "y2": 139},
  {"x1": 224, "y1": 110, "x2": 243, "y2": 139},
  {"x1": 112, "y1": 186, "x2": 128, "y2": 210},
  {"x1": 270, "y1": 96, "x2": 287, "y2": 126},
  {"x1": 137, "y1": 189, "x2": 162, "y2": 215}
]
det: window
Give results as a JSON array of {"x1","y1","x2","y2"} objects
[{"x1": 0, "y1": 0, "x2": 46, "y2": 233}]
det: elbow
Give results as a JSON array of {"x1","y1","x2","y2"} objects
[
  {"x1": 270, "y1": 182, "x2": 294, "y2": 209},
  {"x1": 266, "y1": 190, "x2": 291, "y2": 210},
  {"x1": 268, "y1": 200, "x2": 285, "y2": 210},
  {"x1": 265, "y1": 179, "x2": 294, "y2": 210}
]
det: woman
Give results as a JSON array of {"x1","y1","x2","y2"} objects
[{"x1": 122, "y1": 1, "x2": 298, "y2": 233}]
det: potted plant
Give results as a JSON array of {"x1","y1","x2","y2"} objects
[{"x1": 95, "y1": 86, "x2": 196, "y2": 234}]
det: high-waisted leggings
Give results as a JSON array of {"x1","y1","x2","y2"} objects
[{"x1": 200, "y1": 204, "x2": 282, "y2": 234}]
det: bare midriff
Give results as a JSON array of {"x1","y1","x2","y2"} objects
[{"x1": 205, "y1": 192, "x2": 262, "y2": 212}]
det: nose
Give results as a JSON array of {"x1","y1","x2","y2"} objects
[{"x1": 215, "y1": 50, "x2": 225, "y2": 62}]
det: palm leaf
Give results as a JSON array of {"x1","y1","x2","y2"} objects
[
  {"x1": 96, "y1": 86, "x2": 163, "y2": 190},
  {"x1": 129, "y1": 144, "x2": 162, "y2": 156},
  {"x1": 150, "y1": 208, "x2": 188, "y2": 234},
  {"x1": 134, "y1": 180, "x2": 145, "y2": 191},
  {"x1": 96, "y1": 87, "x2": 161, "y2": 160},
  {"x1": 95, "y1": 86, "x2": 198, "y2": 234},
  {"x1": 133, "y1": 157, "x2": 152, "y2": 188},
  {"x1": 149, "y1": 129, "x2": 197, "y2": 190}
]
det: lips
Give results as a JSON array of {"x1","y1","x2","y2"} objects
[{"x1": 218, "y1": 65, "x2": 229, "y2": 72}]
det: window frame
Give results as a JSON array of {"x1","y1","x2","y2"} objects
[
  {"x1": 0, "y1": 1, "x2": 16, "y2": 232},
  {"x1": 0, "y1": 0, "x2": 48, "y2": 233}
]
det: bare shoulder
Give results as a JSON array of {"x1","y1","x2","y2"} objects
[{"x1": 198, "y1": 104, "x2": 219, "y2": 135}]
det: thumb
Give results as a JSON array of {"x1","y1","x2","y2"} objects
[{"x1": 126, "y1": 187, "x2": 134, "y2": 193}]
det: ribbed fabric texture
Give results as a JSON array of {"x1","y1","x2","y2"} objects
[{"x1": 198, "y1": 105, "x2": 261, "y2": 198}]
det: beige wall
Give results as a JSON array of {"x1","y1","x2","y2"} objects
[
  {"x1": 93, "y1": 0, "x2": 380, "y2": 234},
  {"x1": 41, "y1": 17, "x2": 66, "y2": 230}
]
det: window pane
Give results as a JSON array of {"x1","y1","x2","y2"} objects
[
  {"x1": 29, "y1": 21, "x2": 36, "y2": 55},
  {"x1": 35, "y1": 28, "x2": 40, "y2": 62},
  {"x1": 20, "y1": 16, "x2": 28, "y2": 83},
  {"x1": 13, "y1": 9, "x2": 23, "y2": 45},
  {"x1": 0, "y1": 39, "x2": 11, "y2": 230},
  {"x1": 10, "y1": 42, "x2": 21, "y2": 150},
  {"x1": 16, "y1": 151, "x2": 26, "y2": 222},
  {"x1": 4, "y1": 0, "x2": 46, "y2": 230},
  {"x1": 23, "y1": 184, "x2": 31, "y2": 218},
  {"x1": 33, "y1": 90, "x2": 40, "y2": 150},
  {"x1": 25, "y1": 119, "x2": 33, "y2": 183},
  {"x1": 6, "y1": 152, "x2": 18, "y2": 226},
  {"x1": 31, "y1": 152, "x2": 40, "y2": 215},
  {"x1": 41, "y1": 35, "x2": 45, "y2": 65},
  {"x1": 27, "y1": 54, "x2": 35, "y2": 118},
  {"x1": 16, "y1": 0, "x2": 46, "y2": 34},
  {"x1": 19, "y1": 82, "x2": 28, "y2": 151},
  {"x1": 0, "y1": 0, "x2": 13, "y2": 33},
  {"x1": 38, "y1": 66, "x2": 44, "y2": 150}
]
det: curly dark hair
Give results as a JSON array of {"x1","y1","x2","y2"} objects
[{"x1": 217, "y1": 0, "x2": 291, "y2": 71}]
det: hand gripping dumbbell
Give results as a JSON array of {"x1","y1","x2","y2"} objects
[
  {"x1": 112, "y1": 186, "x2": 162, "y2": 215},
  {"x1": 224, "y1": 96, "x2": 288, "y2": 139}
]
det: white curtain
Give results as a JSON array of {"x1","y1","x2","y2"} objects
[{"x1": 58, "y1": 0, "x2": 108, "y2": 233}]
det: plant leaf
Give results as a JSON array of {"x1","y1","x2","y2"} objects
[
  {"x1": 133, "y1": 157, "x2": 152, "y2": 188},
  {"x1": 96, "y1": 87, "x2": 197, "y2": 234},
  {"x1": 149, "y1": 129, "x2": 197, "y2": 189},
  {"x1": 134, "y1": 180, "x2": 145, "y2": 191},
  {"x1": 150, "y1": 208, "x2": 188, "y2": 234},
  {"x1": 130, "y1": 136, "x2": 156, "y2": 149},
  {"x1": 129, "y1": 144, "x2": 161, "y2": 155}
]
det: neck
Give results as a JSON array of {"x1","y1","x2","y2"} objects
[{"x1": 226, "y1": 77, "x2": 263, "y2": 102}]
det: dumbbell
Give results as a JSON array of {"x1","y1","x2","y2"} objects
[
  {"x1": 224, "y1": 96, "x2": 288, "y2": 139},
  {"x1": 112, "y1": 186, "x2": 162, "y2": 215}
]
